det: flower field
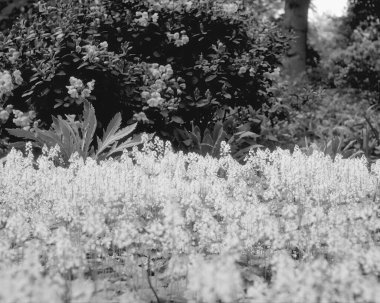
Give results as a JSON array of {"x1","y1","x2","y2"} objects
[{"x1": 1, "y1": 136, "x2": 380, "y2": 303}]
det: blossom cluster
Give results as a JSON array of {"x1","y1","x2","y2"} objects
[
  {"x1": 0, "y1": 104, "x2": 39, "y2": 131},
  {"x1": 167, "y1": 31, "x2": 190, "y2": 47},
  {"x1": 221, "y1": 3, "x2": 239, "y2": 15},
  {"x1": 66, "y1": 76, "x2": 95, "y2": 100},
  {"x1": 0, "y1": 138, "x2": 380, "y2": 302},
  {"x1": 135, "y1": 63, "x2": 185, "y2": 123},
  {"x1": 12, "y1": 109, "x2": 37, "y2": 130},
  {"x1": 76, "y1": 40, "x2": 115, "y2": 64},
  {"x1": 0, "y1": 69, "x2": 23, "y2": 100},
  {"x1": 134, "y1": 11, "x2": 159, "y2": 27},
  {"x1": 0, "y1": 69, "x2": 39, "y2": 131},
  {"x1": 7, "y1": 48, "x2": 21, "y2": 64},
  {"x1": 148, "y1": 0, "x2": 193, "y2": 12}
]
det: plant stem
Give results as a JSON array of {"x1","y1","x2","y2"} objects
[{"x1": 147, "y1": 254, "x2": 161, "y2": 303}]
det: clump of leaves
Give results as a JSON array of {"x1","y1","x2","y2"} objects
[
  {"x1": 4, "y1": 99, "x2": 152, "y2": 167},
  {"x1": 0, "y1": 0, "x2": 289, "y2": 157},
  {"x1": 300, "y1": 136, "x2": 364, "y2": 162},
  {"x1": 173, "y1": 117, "x2": 263, "y2": 164}
]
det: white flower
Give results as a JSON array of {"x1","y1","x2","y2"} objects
[
  {"x1": 133, "y1": 112, "x2": 149, "y2": 123},
  {"x1": 222, "y1": 3, "x2": 238, "y2": 14},
  {"x1": 87, "y1": 79, "x2": 95, "y2": 91},
  {"x1": 181, "y1": 35, "x2": 189, "y2": 45},
  {"x1": 151, "y1": 13, "x2": 159, "y2": 23},
  {"x1": 151, "y1": 92, "x2": 161, "y2": 99},
  {"x1": 238, "y1": 66, "x2": 247, "y2": 75},
  {"x1": 186, "y1": 253, "x2": 244, "y2": 303},
  {"x1": 69, "y1": 77, "x2": 84, "y2": 89},
  {"x1": 12, "y1": 70, "x2": 23, "y2": 85},
  {"x1": 67, "y1": 87, "x2": 79, "y2": 98},
  {"x1": 81, "y1": 88, "x2": 91, "y2": 98},
  {"x1": 0, "y1": 110, "x2": 9, "y2": 123},
  {"x1": 8, "y1": 50, "x2": 20, "y2": 64},
  {"x1": 0, "y1": 70, "x2": 14, "y2": 99},
  {"x1": 82, "y1": 44, "x2": 98, "y2": 62},
  {"x1": 99, "y1": 41, "x2": 108, "y2": 49},
  {"x1": 141, "y1": 91, "x2": 150, "y2": 99},
  {"x1": 185, "y1": 1, "x2": 193, "y2": 11},
  {"x1": 147, "y1": 97, "x2": 163, "y2": 107}
]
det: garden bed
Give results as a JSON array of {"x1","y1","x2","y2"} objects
[{"x1": 1, "y1": 138, "x2": 380, "y2": 303}]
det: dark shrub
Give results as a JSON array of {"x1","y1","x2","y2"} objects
[{"x1": 0, "y1": 0, "x2": 288, "y2": 154}]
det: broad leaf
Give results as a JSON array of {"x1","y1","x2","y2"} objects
[
  {"x1": 81, "y1": 100, "x2": 97, "y2": 155},
  {"x1": 104, "y1": 136, "x2": 144, "y2": 159},
  {"x1": 212, "y1": 122, "x2": 223, "y2": 142},
  {"x1": 202, "y1": 130, "x2": 214, "y2": 146},
  {"x1": 6, "y1": 128, "x2": 39, "y2": 142},
  {"x1": 57, "y1": 118, "x2": 85, "y2": 158},
  {"x1": 188, "y1": 132, "x2": 201, "y2": 150},
  {"x1": 236, "y1": 131, "x2": 260, "y2": 141},
  {"x1": 95, "y1": 112, "x2": 137, "y2": 157},
  {"x1": 102, "y1": 112, "x2": 122, "y2": 140},
  {"x1": 200, "y1": 143, "x2": 213, "y2": 156},
  {"x1": 192, "y1": 125, "x2": 202, "y2": 143}
]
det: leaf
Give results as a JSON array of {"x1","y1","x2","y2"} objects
[
  {"x1": 188, "y1": 132, "x2": 201, "y2": 150},
  {"x1": 182, "y1": 139, "x2": 193, "y2": 146},
  {"x1": 205, "y1": 74, "x2": 217, "y2": 82},
  {"x1": 202, "y1": 129, "x2": 214, "y2": 146},
  {"x1": 95, "y1": 113, "x2": 137, "y2": 157},
  {"x1": 51, "y1": 116, "x2": 64, "y2": 136},
  {"x1": 78, "y1": 62, "x2": 89, "y2": 69},
  {"x1": 106, "y1": 133, "x2": 154, "y2": 158},
  {"x1": 101, "y1": 113, "x2": 122, "y2": 142},
  {"x1": 5, "y1": 128, "x2": 39, "y2": 142},
  {"x1": 171, "y1": 116, "x2": 184, "y2": 124},
  {"x1": 41, "y1": 88, "x2": 50, "y2": 96},
  {"x1": 236, "y1": 123, "x2": 251, "y2": 132},
  {"x1": 200, "y1": 143, "x2": 213, "y2": 156},
  {"x1": 265, "y1": 135, "x2": 279, "y2": 142},
  {"x1": 212, "y1": 122, "x2": 223, "y2": 142},
  {"x1": 81, "y1": 100, "x2": 97, "y2": 155},
  {"x1": 173, "y1": 128, "x2": 190, "y2": 142},
  {"x1": 236, "y1": 131, "x2": 260, "y2": 141},
  {"x1": 55, "y1": 118, "x2": 82, "y2": 159},
  {"x1": 196, "y1": 99, "x2": 210, "y2": 107},
  {"x1": 22, "y1": 90, "x2": 34, "y2": 98},
  {"x1": 342, "y1": 140, "x2": 357, "y2": 152},
  {"x1": 192, "y1": 125, "x2": 202, "y2": 143},
  {"x1": 330, "y1": 136, "x2": 342, "y2": 156}
]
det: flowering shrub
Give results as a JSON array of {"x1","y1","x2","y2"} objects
[{"x1": 0, "y1": 0, "x2": 289, "y2": 157}]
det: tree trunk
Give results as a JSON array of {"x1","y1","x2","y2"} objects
[{"x1": 283, "y1": 0, "x2": 310, "y2": 79}]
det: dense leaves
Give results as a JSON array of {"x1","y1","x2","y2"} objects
[{"x1": 0, "y1": 0, "x2": 288, "y2": 160}]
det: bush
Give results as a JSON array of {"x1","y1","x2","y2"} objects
[
  {"x1": 325, "y1": 17, "x2": 380, "y2": 93},
  {"x1": 0, "y1": 0, "x2": 288, "y2": 155}
]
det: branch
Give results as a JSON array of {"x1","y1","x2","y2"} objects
[{"x1": 147, "y1": 254, "x2": 161, "y2": 303}]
